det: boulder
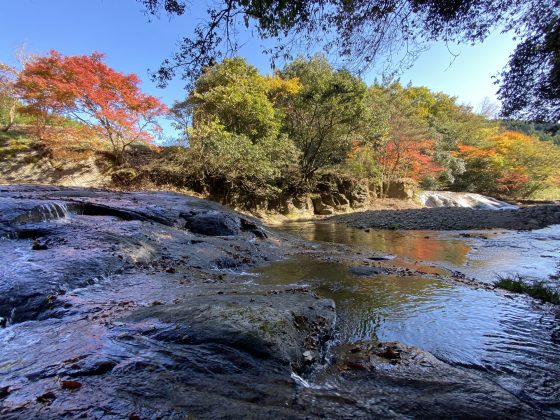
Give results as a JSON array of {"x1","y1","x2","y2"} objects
[
  {"x1": 182, "y1": 211, "x2": 241, "y2": 236},
  {"x1": 312, "y1": 196, "x2": 335, "y2": 215},
  {"x1": 281, "y1": 195, "x2": 315, "y2": 217},
  {"x1": 384, "y1": 178, "x2": 417, "y2": 199},
  {"x1": 347, "y1": 179, "x2": 370, "y2": 208},
  {"x1": 332, "y1": 192, "x2": 350, "y2": 207}
]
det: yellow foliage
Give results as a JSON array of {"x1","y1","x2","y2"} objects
[{"x1": 265, "y1": 74, "x2": 302, "y2": 99}]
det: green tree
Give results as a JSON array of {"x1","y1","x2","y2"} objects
[
  {"x1": 185, "y1": 121, "x2": 300, "y2": 206},
  {"x1": 185, "y1": 57, "x2": 301, "y2": 142},
  {"x1": 280, "y1": 56, "x2": 369, "y2": 181},
  {"x1": 141, "y1": 0, "x2": 559, "y2": 122},
  {"x1": 179, "y1": 58, "x2": 302, "y2": 207},
  {"x1": 190, "y1": 58, "x2": 281, "y2": 142}
]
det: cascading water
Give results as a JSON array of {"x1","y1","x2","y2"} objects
[
  {"x1": 14, "y1": 202, "x2": 74, "y2": 224},
  {"x1": 40, "y1": 202, "x2": 71, "y2": 221},
  {"x1": 419, "y1": 191, "x2": 518, "y2": 210}
]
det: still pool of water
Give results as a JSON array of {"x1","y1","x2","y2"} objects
[
  {"x1": 244, "y1": 222, "x2": 560, "y2": 413},
  {"x1": 277, "y1": 222, "x2": 560, "y2": 283}
]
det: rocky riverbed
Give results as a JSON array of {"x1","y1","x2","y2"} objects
[
  {"x1": 331, "y1": 205, "x2": 560, "y2": 230},
  {"x1": 0, "y1": 185, "x2": 550, "y2": 418}
]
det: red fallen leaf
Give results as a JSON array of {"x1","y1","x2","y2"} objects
[
  {"x1": 346, "y1": 361, "x2": 370, "y2": 371},
  {"x1": 37, "y1": 391, "x2": 57, "y2": 403},
  {"x1": 0, "y1": 386, "x2": 10, "y2": 397},
  {"x1": 61, "y1": 380, "x2": 82, "y2": 390},
  {"x1": 129, "y1": 414, "x2": 141, "y2": 420}
]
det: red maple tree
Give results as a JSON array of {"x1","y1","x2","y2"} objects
[{"x1": 16, "y1": 50, "x2": 168, "y2": 163}]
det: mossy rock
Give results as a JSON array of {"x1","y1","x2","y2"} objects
[{"x1": 111, "y1": 167, "x2": 139, "y2": 186}]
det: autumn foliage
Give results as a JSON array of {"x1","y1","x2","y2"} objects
[
  {"x1": 454, "y1": 131, "x2": 560, "y2": 196},
  {"x1": 6, "y1": 52, "x2": 560, "y2": 200},
  {"x1": 16, "y1": 50, "x2": 167, "y2": 162}
]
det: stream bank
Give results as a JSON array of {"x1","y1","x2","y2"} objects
[{"x1": 330, "y1": 205, "x2": 560, "y2": 230}]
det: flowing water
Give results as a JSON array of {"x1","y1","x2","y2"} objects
[
  {"x1": 419, "y1": 190, "x2": 519, "y2": 210},
  {"x1": 244, "y1": 222, "x2": 560, "y2": 413}
]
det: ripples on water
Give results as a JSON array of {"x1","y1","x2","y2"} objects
[{"x1": 250, "y1": 223, "x2": 560, "y2": 413}]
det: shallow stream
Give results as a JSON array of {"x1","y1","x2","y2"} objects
[{"x1": 245, "y1": 222, "x2": 560, "y2": 414}]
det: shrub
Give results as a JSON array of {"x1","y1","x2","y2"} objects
[{"x1": 111, "y1": 167, "x2": 139, "y2": 186}]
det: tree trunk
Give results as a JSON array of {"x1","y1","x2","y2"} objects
[{"x1": 1, "y1": 102, "x2": 16, "y2": 132}]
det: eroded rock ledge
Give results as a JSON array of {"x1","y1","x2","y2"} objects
[{"x1": 0, "y1": 185, "x2": 537, "y2": 418}]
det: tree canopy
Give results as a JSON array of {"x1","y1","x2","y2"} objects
[
  {"x1": 279, "y1": 56, "x2": 369, "y2": 179},
  {"x1": 140, "y1": 0, "x2": 560, "y2": 122},
  {"x1": 167, "y1": 56, "x2": 560, "y2": 203},
  {"x1": 16, "y1": 50, "x2": 168, "y2": 162},
  {"x1": 7, "y1": 49, "x2": 559, "y2": 204}
]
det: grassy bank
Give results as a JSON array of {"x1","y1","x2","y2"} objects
[
  {"x1": 0, "y1": 130, "x2": 35, "y2": 159},
  {"x1": 495, "y1": 275, "x2": 560, "y2": 304}
]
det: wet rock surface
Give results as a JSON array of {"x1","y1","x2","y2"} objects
[
  {"x1": 306, "y1": 341, "x2": 538, "y2": 418},
  {"x1": 331, "y1": 205, "x2": 560, "y2": 230},
  {"x1": 0, "y1": 185, "x2": 552, "y2": 418}
]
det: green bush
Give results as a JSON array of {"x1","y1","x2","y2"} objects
[{"x1": 0, "y1": 131, "x2": 34, "y2": 159}]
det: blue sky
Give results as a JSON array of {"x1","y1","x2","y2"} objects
[{"x1": 1, "y1": 0, "x2": 517, "y2": 137}]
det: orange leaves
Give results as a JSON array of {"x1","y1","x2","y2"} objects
[
  {"x1": 16, "y1": 50, "x2": 168, "y2": 162},
  {"x1": 377, "y1": 137, "x2": 443, "y2": 181},
  {"x1": 456, "y1": 144, "x2": 497, "y2": 158},
  {"x1": 41, "y1": 124, "x2": 104, "y2": 161},
  {"x1": 456, "y1": 128, "x2": 560, "y2": 196}
]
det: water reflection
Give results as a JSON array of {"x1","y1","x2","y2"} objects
[
  {"x1": 278, "y1": 222, "x2": 560, "y2": 283},
  {"x1": 248, "y1": 237, "x2": 560, "y2": 413},
  {"x1": 278, "y1": 222, "x2": 472, "y2": 265}
]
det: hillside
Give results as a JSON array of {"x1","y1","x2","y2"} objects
[{"x1": 0, "y1": 129, "x2": 110, "y2": 187}]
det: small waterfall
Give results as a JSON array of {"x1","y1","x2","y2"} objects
[
  {"x1": 419, "y1": 191, "x2": 518, "y2": 210},
  {"x1": 14, "y1": 202, "x2": 75, "y2": 224},
  {"x1": 290, "y1": 372, "x2": 330, "y2": 390},
  {"x1": 39, "y1": 202, "x2": 72, "y2": 221}
]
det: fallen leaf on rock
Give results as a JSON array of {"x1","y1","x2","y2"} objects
[
  {"x1": 346, "y1": 362, "x2": 370, "y2": 371},
  {"x1": 61, "y1": 380, "x2": 82, "y2": 390},
  {"x1": 36, "y1": 391, "x2": 56, "y2": 403}
]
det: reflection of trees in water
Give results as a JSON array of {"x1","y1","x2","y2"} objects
[
  {"x1": 282, "y1": 223, "x2": 471, "y2": 265},
  {"x1": 254, "y1": 234, "x2": 560, "y2": 407},
  {"x1": 254, "y1": 256, "x2": 452, "y2": 342}
]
